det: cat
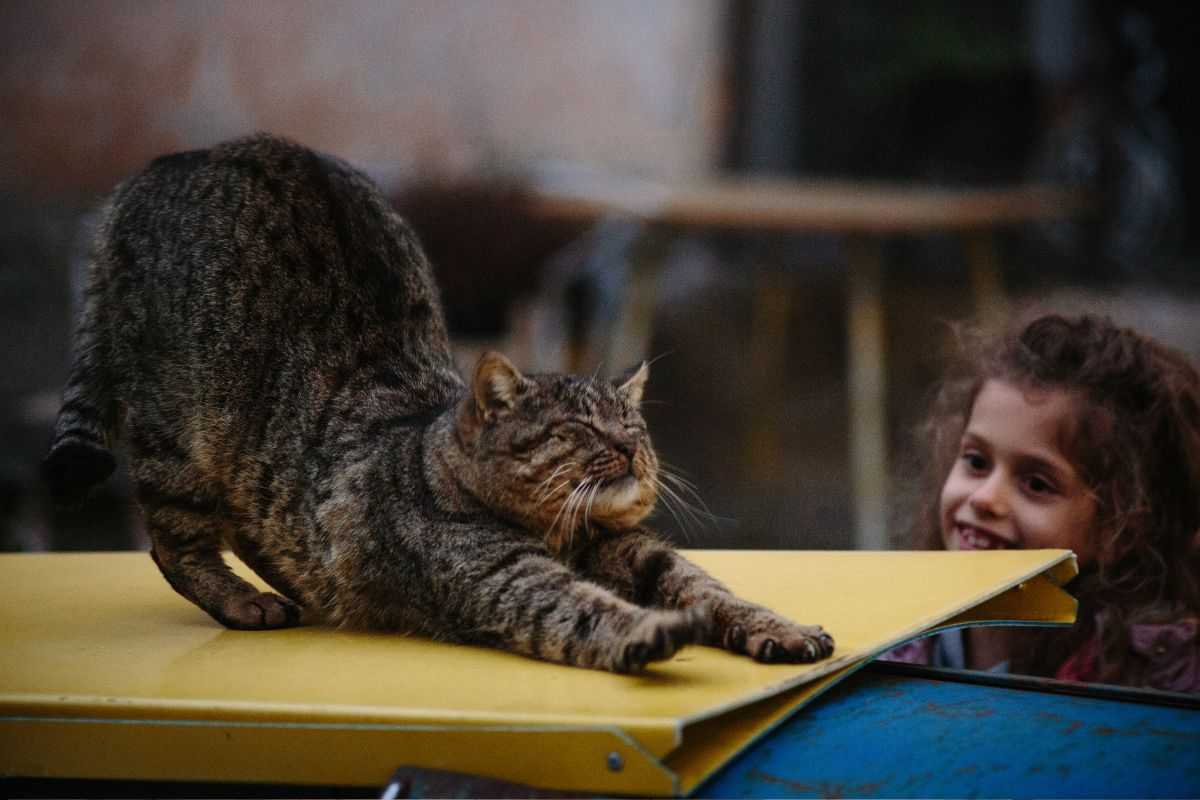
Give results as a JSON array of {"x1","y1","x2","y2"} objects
[{"x1": 43, "y1": 133, "x2": 834, "y2": 672}]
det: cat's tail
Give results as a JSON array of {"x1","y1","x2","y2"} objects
[
  {"x1": 43, "y1": 389, "x2": 117, "y2": 505},
  {"x1": 42, "y1": 222, "x2": 118, "y2": 505}
]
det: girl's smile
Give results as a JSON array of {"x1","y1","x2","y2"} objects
[{"x1": 939, "y1": 380, "x2": 1098, "y2": 564}]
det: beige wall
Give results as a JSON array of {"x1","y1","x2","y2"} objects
[{"x1": 1, "y1": 0, "x2": 730, "y2": 198}]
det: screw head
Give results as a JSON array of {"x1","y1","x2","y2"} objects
[{"x1": 606, "y1": 751, "x2": 624, "y2": 772}]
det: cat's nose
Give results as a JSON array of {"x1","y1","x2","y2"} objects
[{"x1": 613, "y1": 437, "x2": 637, "y2": 461}]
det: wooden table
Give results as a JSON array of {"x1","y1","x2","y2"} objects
[{"x1": 527, "y1": 176, "x2": 1091, "y2": 549}]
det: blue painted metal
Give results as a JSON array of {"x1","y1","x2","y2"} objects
[{"x1": 697, "y1": 663, "x2": 1200, "y2": 798}]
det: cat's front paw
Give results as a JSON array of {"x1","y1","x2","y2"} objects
[
  {"x1": 721, "y1": 609, "x2": 834, "y2": 663},
  {"x1": 613, "y1": 605, "x2": 710, "y2": 673}
]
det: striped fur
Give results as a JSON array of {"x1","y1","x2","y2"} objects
[{"x1": 43, "y1": 134, "x2": 833, "y2": 671}]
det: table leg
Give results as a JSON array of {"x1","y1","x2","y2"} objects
[
  {"x1": 744, "y1": 270, "x2": 793, "y2": 482},
  {"x1": 963, "y1": 231, "x2": 1008, "y2": 326},
  {"x1": 846, "y1": 237, "x2": 889, "y2": 550}
]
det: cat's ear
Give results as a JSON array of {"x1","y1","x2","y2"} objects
[
  {"x1": 614, "y1": 361, "x2": 649, "y2": 407},
  {"x1": 472, "y1": 351, "x2": 528, "y2": 418}
]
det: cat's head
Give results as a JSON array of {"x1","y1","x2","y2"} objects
[{"x1": 455, "y1": 351, "x2": 658, "y2": 552}]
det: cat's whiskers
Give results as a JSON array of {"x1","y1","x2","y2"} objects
[
  {"x1": 534, "y1": 462, "x2": 576, "y2": 503},
  {"x1": 546, "y1": 484, "x2": 575, "y2": 542},
  {"x1": 549, "y1": 478, "x2": 589, "y2": 549},
  {"x1": 583, "y1": 479, "x2": 602, "y2": 536},
  {"x1": 660, "y1": 475, "x2": 712, "y2": 522},
  {"x1": 535, "y1": 466, "x2": 578, "y2": 510},
  {"x1": 652, "y1": 462, "x2": 728, "y2": 542},
  {"x1": 565, "y1": 478, "x2": 594, "y2": 550},
  {"x1": 572, "y1": 478, "x2": 595, "y2": 542},
  {"x1": 653, "y1": 477, "x2": 699, "y2": 542},
  {"x1": 539, "y1": 479, "x2": 574, "y2": 510},
  {"x1": 659, "y1": 461, "x2": 724, "y2": 520},
  {"x1": 658, "y1": 462, "x2": 702, "y2": 494},
  {"x1": 660, "y1": 475, "x2": 719, "y2": 530}
]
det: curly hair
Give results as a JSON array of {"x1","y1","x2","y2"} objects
[{"x1": 907, "y1": 311, "x2": 1200, "y2": 685}]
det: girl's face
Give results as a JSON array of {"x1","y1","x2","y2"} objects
[{"x1": 939, "y1": 379, "x2": 1097, "y2": 564}]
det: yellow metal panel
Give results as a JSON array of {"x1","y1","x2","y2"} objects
[
  {"x1": 1, "y1": 719, "x2": 676, "y2": 795},
  {"x1": 943, "y1": 572, "x2": 1079, "y2": 628},
  {"x1": 0, "y1": 549, "x2": 1076, "y2": 795}
]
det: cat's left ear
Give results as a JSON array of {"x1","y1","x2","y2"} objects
[
  {"x1": 614, "y1": 361, "x2": 649, "y2": 407},
  {"x1": 473, "y1": 351, "x2": 530, "y2": 419}
]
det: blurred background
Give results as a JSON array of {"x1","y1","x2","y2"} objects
[{"x1": 3, "y1": 0, "x2": 1198, "y2": 554}]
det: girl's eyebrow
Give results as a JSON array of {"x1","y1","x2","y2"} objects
[
  {"x1": 1015, "y1": 451, "x2": 1077, "y2": 484},
  {"x1": 960, "y1": 431, "x2": 989, "y2": 449}
]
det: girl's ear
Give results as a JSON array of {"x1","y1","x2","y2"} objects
[
  {"x1": 472, "y1": 351, "x2": 528, "y2": 418},
  {"x1": 614, "y1": 361, "x2": 649, "y2": 407}
]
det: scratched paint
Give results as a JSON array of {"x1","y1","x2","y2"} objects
[{"x1": 698, "y1": 668, "x2": 1200, "y2": 798}]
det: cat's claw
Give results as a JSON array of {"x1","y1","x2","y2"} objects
[
  {"x1": 747, "y1": 625, "x2": 835, "y2": 663},
  {"x1": 723, "y1": 609, "x2": 835, "y2": 663},
  {"x1": 723, "y1": 623, "x2": 747, "y2": 652}
]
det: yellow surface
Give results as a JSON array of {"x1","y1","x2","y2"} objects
[{"x1": 0, "y1": 549, "x2": 1076, "y2": 795}]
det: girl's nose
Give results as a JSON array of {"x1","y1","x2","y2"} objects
[{"x1": 969, "y1": 473, "x2": 1010, "y2": 518}]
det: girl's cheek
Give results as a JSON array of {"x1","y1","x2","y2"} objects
[
  {"x1": 1070, "y1": 520, "x2": 1101, "y2": 567},
  {"x1": 938, "y1": 509, "x2": 957, "y2": 550},
  {"x1": 937, "y1": 484, "x2": 957, "y2": 550},
  {"x1": 1061, "y1": 493, "x2": 1101, "y2": 564},
  {"x1": 941, "y1": 528, "x2": 958, "y2": 551}
]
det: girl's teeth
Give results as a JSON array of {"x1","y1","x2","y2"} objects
[{"x1": 960, "y1": 526, "x2": 1007, "y2": 550}]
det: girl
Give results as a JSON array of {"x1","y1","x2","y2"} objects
[{"x1": 888, "y1": 311, "x2": 1200, "y2": 692}]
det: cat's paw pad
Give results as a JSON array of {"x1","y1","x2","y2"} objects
[
  {"x1": 615, "y1": 606, "x2": 710, "y2": 673},
  {"x1": 220, "y1": 592, "x2": 302, "y2": 630},
  {"x1": 747, "y1": 623, "x2": 835, "y2": 663}
]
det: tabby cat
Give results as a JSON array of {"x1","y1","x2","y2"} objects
[{"x1": 44, "y1": 134, "x2": 834, "y2": 672}]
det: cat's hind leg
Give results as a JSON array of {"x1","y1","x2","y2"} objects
[{"x1": 137, "y1": 467, "x2": 300, "y2": 630}]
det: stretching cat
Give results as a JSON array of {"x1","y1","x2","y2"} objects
[{"x1": 44, "y1": 134, "x2": 834, "y2": 672}]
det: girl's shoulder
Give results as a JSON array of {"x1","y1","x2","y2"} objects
[
  {"x1": 1127, "y1": 615, "x2": 1200, "y2": 693},
  {"x1": 1059, "y1": 614, "x2": 1200, "y2": 693}
]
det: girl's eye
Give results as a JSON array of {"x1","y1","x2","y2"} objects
[
  {"x1": 1023, "y1": 474, "x2": 1058, "y2": 496},
  {"x1": 961, "y1": 451, "x2": 988, "y2": 473}
]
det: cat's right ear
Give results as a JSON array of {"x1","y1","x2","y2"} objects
[
  {"x1": 614, "y1": 361, "x2": 649, "y2": 407},
  {"x1": 472, "y1": 351, "x2": 528, "y2": 420}
]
